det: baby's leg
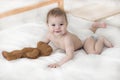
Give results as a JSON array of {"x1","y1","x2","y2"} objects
[
  {"x1": 93, "y1": 36, "x2": 113, "y2": 54},
  {"x1": 84, "y1": 36, "x2": 105, "y2": 54},
  {"x1": 84, "y1": 36, "x2": 96, "y2": 54},
  {"x1": 94, "y1": 36, "x2": 105, "y2": 54},
  {"x1": 90, "y1": 22, "x2": 107, "y2": 33}
]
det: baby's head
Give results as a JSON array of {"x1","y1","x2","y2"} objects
[
  {"x1": 47, "y1": 7, "x2": 68, "y2": 24},
  {"x1": 46, "y1": 7, "x2": 68, "y2": 36}
]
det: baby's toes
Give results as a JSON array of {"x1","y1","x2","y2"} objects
[{"x1": 101, "y1": 22, "x2": 107, "y2": 28}]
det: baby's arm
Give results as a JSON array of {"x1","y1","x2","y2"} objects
[
  {"x1": 58, "y1": 42, "x2": 74, "y2": 65},
  {"x1": 48, "y1": 37, "x2": 74, "y2": 68}
]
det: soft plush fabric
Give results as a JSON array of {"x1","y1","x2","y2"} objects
[
  {"x1": 0, "y1": 23, "x2": 47, "y2": 51},
  {"x1": 0, "y1": 0, "x2": 120, "y2": 80},
  {"x1": 0, "y1": 19, "x2": 120, "y2": 80}
]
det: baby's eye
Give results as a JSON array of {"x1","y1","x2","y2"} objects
[
  {"x1": 60, "y1": 24, "x2": 63, "y2": 26},
  {"x1": 52, "y1": 24, "x2": 55, "y2": 26}
]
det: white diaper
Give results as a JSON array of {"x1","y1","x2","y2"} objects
[
  {"x1": 81, "y1": 33, "x2": 99, "y2": 45},
  {"x1": 91, "y1": 34, "x2": 98, "y2": 40},
  {"x1": 76, "y1": 29, "x2": 95, "y2": 44},
  {"x1": 72, "y1": 29, "x2": 99, "y2": 44}
]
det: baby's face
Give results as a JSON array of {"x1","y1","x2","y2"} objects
[{"x1": 48, "y1": 16, "x2": 67, "y2": 36}]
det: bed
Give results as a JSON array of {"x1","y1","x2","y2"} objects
[{"x1": 0, "y1": 0, "x2": 120, "y2": 80}]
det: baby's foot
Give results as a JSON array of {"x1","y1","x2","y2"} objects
[
  {"x1": 92, "y1": 22, "x2": 107, "y2": 28},
  {"x1": 103, "y1": 38, "x2": 113, "y2": 48}
]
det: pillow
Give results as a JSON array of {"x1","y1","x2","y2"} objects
[
  {"x1": 67, "y1": 14, "x2": 94, "y2": 41},
  {"x1": 103, "y1": 14, "x2": 120, "y2": 27},
  {"x1": 67, "y1": 13, "x2": 93, "y2": 30},
  {"x1": 0, "y1": 23, "x2": 48, "y2": 51}
]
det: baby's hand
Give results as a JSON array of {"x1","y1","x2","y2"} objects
[{"x1": 48, "y1": 63, "x2": 60, "y2": 68}]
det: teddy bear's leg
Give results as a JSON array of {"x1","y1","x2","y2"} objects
[
  {"x1": 37, "y1": 41, "x2": 53, "y2": 56},
  {"x1": 21, "y1": 47, "x2": 34, "y2": 58},
  {"x1": 25, "y1": 48, "x2": 40, "y2": 59},
  {"x1": 21, "y1": 48, "x2": 40, "y2": 59},
  {"x1": 2, "y1": 50, "x2": 23, "y2": 61}
]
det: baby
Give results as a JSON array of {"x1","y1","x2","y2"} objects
[
  {"x1": 44, "y1": 8, "x2": 83, "y2": 68},
  {"x1": 44, "y1": 7, "x2": 113, "y2": 68}
]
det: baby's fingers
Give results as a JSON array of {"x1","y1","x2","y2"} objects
[
  {"x1": 48, "y1": 64, "x2": 53, "y2": 67},
  {"x1": 48, "y1": 64, "x2": 55, "y2": 68},
  {"x1": 48, "y1": 64, "x2": 59, "y2": 68}
]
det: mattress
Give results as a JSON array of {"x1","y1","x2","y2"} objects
[
  {"x1": 0, "y1": 0, "x2": 120, "y2": 80},
  {"x1": 0, "y1": 15, "x2": 120, "y2": 80}
]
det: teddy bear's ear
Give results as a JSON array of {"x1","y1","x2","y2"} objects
[{"x1": 37, "y1": 41, "x2": 53, "y2": 56}]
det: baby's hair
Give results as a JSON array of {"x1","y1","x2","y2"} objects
[{"x1": 47, "y1": 7, "x2": 68, "y2": 24}]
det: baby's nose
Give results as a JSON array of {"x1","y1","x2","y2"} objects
[{"x1": 55, "y1": 26, "x2": 60, "y2": 29}]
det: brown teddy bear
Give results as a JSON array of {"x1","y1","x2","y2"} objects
[{"x1": 2, "y1": 41, "x2": 53, "y2": 61}]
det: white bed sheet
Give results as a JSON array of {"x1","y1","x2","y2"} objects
[{"x1": 0, "y1": 17, "x2": 120, "y2": 80}]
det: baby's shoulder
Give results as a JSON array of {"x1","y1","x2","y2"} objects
[
  {"x1": 66, "y1": 32, "x2": 80, "y2": 41},
  {"x1": 67, "y1": 32, "x2": 77, "y2": 38},
  {"x1": 64, "y1": 33, "x2": 74, "y2": 40}
]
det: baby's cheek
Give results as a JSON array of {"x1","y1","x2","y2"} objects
[
  {"x1": 50, "y1": 30, "x2": 54, "y2": 33},
  {"x1": 49, "y1": 28, "x2": 53, "y2": 31},
  {"x1": 48, "y1": 29, "x2": 53, "y2": 33},
  {"x1": 62, "y1": 29, "x2": 67, "y2": 33}
]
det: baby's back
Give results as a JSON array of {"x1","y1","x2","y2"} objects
[{"x1": 69, "y1": 33, "x2": 83, "y2": 50}]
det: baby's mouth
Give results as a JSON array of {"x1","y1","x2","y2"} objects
[{"x1": 54, "y1": 31, "x2": 61, "y2": 33}]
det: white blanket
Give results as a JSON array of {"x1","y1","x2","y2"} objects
[{"x1": 0, "y1": 20, "x2": 120, "y2": 80}]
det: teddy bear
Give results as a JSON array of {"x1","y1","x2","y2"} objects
[{"x1": 2, "y1": 41, "x2": 53, "y2": 61}]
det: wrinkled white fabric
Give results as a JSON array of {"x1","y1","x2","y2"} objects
[
  {"x1": 0, "y1": 22, "x2": 120, "y2": 80},
  {"x1": 0, "y1": 0, "x2": 120, "y2": 80}
]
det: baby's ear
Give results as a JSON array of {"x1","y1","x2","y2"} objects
[
  {"x1": 47, "y1": 24, "x2": 50, "y2": 27},
  {"x1": 46, "y1": 22, "x2": 49, "y2": 26}
]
